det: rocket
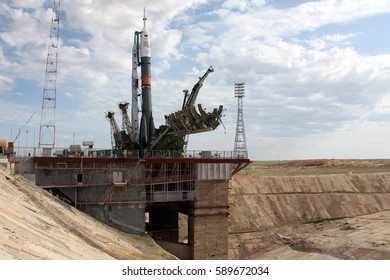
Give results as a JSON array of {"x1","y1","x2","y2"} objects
[
  {"x1": 131, "y1": 29, "x2": 139, "y2": 143},
  {"x1": 139, "y1": 11, "x2": 155, "y2": 145}
]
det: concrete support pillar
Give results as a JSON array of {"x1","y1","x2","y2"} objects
[{"x1": 188, "y1": 180, "x2": 229, "y2": 259}]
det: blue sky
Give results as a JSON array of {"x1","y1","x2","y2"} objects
[{"x1": 2, "y1": 0, "x2": 390, "y2": 160}]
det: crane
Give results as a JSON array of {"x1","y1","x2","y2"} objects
[
  {"x1": 148, "y1": 66, "x2": 222, "y2": 150},
  {"x1": 182, "y1": 66, "x2": 214, "y2": 109},
  {"x1": 13, "y1": 111, "x2": 36, "y2": 143},
  {"x1": 180, "y1": 66, "x2": 214, "y2": 152},
  {"x1": 106, "y1": 111, "x2": 125, "y2": 150}
]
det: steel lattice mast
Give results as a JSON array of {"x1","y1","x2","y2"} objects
[
  {"x1": 38, "y1": 0, "x2": 60, "y2": 152},
  {"x1": 233, "y1": 83, "x2": 248, "y2": 158}
]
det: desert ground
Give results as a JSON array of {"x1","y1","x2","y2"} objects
[{"x1": 229, "y1": 159, "x2": 390, "y2": 259}]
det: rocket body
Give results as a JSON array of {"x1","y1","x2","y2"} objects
[
  {"x1": 131, "y1": 34, "x2": 139, "y2": 143},
  {"x1": 139, "y1": 21, "x2": 155, "y2": 145}
]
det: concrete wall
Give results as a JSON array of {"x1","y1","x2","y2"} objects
[
  {"x1": 71, "y1": 185, "x2": 146, "y2": 235},
  {"x1": 13, "y1": 157, "x2": 35, "y2": 181},
  {"x1": 79, "y1": 203, "x2": 145, "y2": 235},
  {"x1": 155, "y1": 240, "x2": 191, "y2": 260},
  {"x1": 189, "y1": 180, "x2": 229, "y2": 259},
  {"x1": 36, "y1": 168, "x2": 115, "y2": 186},
  {"x1": 195, "y1": 163, "x2": 232, "y2": 180},
  {"x1": 35, "y1": 162, "x2": 147, "y2": 235}
]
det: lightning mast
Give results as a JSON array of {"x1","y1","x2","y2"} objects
[
  {"x1": 38, "y1": 0, "x2": 60, "y2": 154},
  {"x1": 233, "y1": 83, "x2": 248, "y2": 158}
]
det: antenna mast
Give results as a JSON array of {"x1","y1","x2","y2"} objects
[
  {"x1": 38, "y1": 0, "x2": 60, "y2": 153},
  {"x1": 233, "y1": 83, "x2": 248, "y2": 158}
]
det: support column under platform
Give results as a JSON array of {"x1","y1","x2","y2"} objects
[{"x1": 188, "y1": 180, "x2": 229, "y2": 260}]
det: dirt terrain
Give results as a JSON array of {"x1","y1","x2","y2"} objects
[
  {"x1": 1, "y1": 159, "x2": 389, "y2": 260},
  {"x1": 259, "y1": 159, "x2": 390, "y2": 169},
  {"x1": 229, "y1": 160, "x2": 390, "y2": 259},
  {"x1": 0, "y1": 165, "x2": 175, "y2": 260},
  {"x1": 250, "y1": 159, "x2": 390, "y2": 176}
]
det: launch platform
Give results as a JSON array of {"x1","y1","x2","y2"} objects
[{"x1": 26, "y1": 149, "x2": 251, "y2": 259}]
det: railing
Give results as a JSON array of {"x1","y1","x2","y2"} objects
[
  {"x1": 18, "y1": 147, "x2": 140, "y2": 159},
  {"x1": 17, "y1": 146, "x2": 249, "y2": 160},
  {"x1": 6, "y1": 146, "x2": 38, "y2": 157},
  {"x1": 143, "y1": 150, "x2": 248, "y2": 159}
]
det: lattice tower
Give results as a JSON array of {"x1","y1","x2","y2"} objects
[
  {"x1": 118, "y1": 102, "x2": 133, "y2": 141},
  {"x1": 233, "y1": 83, "x2": 248, "y2": 158},
  {"x1": 106, "y1": 111, "x2": 123, "y2": 149},
  {"x1": 38, "y1": 0, "x2": 60, "y2": 151}
]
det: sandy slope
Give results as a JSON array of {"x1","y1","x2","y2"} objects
[{"x1": 0, "y1": 166, "x2": 175, "y2": 260}]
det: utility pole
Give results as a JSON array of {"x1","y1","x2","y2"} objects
[
  {"x1": 233, "y1": 83, "x2": 248, "y2": 159},
  {"x1": 38, "y1": 0, "x2": 60, "y2": 155}
]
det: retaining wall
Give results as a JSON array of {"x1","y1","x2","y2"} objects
[{"x1": 229, "y1": 173, "x2": 390, "y2": 233}]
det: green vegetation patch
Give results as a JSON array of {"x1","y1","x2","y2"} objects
[
  {"x1": 340, "y1": 225, "x2": 357, "y2": 230},
  {"x1": 340, "y1": 222, "x2": 358, "y2": 231},
  {"x1": 303, "y1": 216, "x2": 347, "y2": 224}
]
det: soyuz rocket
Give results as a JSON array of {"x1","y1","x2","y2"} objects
[{"x1": 139, "y1": 12, "x2": 155, "y2": 145}]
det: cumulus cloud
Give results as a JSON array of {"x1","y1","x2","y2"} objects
[
  {"x1": 0, "y1": 75, "x2": 14, "y2": 92},
  {"x1": 306, "y1": 33, "x2": 361, "y2": 50},
  {"x1": 2, "y1": 0, "x2": 390, "y2": 159}
]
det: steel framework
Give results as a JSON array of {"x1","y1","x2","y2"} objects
[
  {"x1": 38, "y1": 0, "x2": 60, "y2": 152},
  {"x1": 233, "y1": 83, "x2": 248, "y2": 158}
]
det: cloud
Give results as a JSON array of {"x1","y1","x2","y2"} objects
[
  {"x1": 306, "y1": 33, "x2": 361, "y2": 50},
  {"x1": 2, "y1": 0, "x2": 390, "y2": 159},
  {"x1": 0, "y1": 74, "x2": 14, "y2": 92},
  {"x1": 172, "y1": 0, "x2": 390, "y2": 159},
  {"x1": 222, "y1": 0, "x2": 266, "y2": 11},
  {"x1": 0, "y1": 3, "x2": 51, "y2": 48}
]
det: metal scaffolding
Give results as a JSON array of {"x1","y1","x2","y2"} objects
[{"x1": 38, "y1": 0, "x2": 60, "y2": 152}]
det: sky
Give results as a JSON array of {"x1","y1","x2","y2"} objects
[{"x1": 1, "y1": 0, "x2": 390, "y2": 160}]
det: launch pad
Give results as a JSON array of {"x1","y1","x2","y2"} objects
[
  {"x1": 31, "y1": 150, "x2": 250, "y2": 259},
  {"x1": 7, "y1": 12, "x2": 252, "y2": 259}
]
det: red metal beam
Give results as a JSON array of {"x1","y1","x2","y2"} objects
[
  {"x1": 232, "y1": 161, "x2": 252, "y2": 175},
  {"x1": 32, "y1": 157, "x2": 140, "y2": 164},
  {"x1": 144, "y1": 157, "x2": 251, "y2": 164}
]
